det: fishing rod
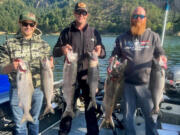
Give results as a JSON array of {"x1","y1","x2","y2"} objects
[{"x1": 161, "y1": 0, "x2": 170, "y2": 46}]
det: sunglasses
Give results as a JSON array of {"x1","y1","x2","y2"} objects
[
  {"x1": 21, "y1": 22, "x2": 36, "y2": 27},
  {"x1": 132, "y1": 14, "x2": 146, "y2": 19},
  {"x1": 75, "y1": 10, "x2": 87, "y2": 16}
]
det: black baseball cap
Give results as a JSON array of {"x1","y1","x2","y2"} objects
[{"x1": 74, "y1": 2, "x2": 88, "y2": 13}]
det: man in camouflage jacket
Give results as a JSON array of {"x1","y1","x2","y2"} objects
[{"x1": 0, "y1": 11, "x2": 53, "y2": 135}]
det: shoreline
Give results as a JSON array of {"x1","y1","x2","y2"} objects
[
  {"x1": 0, "y1": 32, "x2": 6, "y2": 35},
  {"x1": 49, "y1": 32, "x2": 60, "y2": 36},
  {"x1": 1, "y1": 31, "x2": 180, "y2": 37},
  {"x1": 176, "y1": 32, "x2": 180, "y2": 36},
  {"x1": 0, "y1": 32, "x2": 16, "y2": 35}
]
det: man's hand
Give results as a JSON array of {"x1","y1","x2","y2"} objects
[
  {"x1": 2, "y1": 59, "x2": 20, "y2": 74},
  {"x1": 61, "y1": 44, "x2": 72, "y2": 55},
  {"x1": 94, "y1": 45, "x2": 102, "y2": 56},
  {"x1": 158, "y1": 55, "x2": 167, "y2": 69},
  {"x1": 12, "y1": 59, "x2": 20, "y2": 70},
  {"x1": 107, "y1": 56, "x2": 120, "y2": 75}
]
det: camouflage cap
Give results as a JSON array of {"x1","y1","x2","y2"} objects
[
  {"x1": 74, "y1": 2, "x2": 88, "y2": 12},
  {"x1": 19, "y1": 11, "x2": 37, "y2": 23}
]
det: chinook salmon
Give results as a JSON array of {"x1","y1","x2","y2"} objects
[
  {"x1": 149, "y1": 57, "x2": 165, "y2": 114},
  {"x1": 62, "y1": 50, "x2": 78, "y2": 118},
  {"x1": 99, "y1": 57, "x2": 127, "y2": 129},
  {"x1": 16, "y1": 60, "x2": 34, "y2": 124},
  {"x1": 87, "y1": 51, "x2": 99, "y2": 110},
  {"x1": 40, "y1": 56, "x2": 54, "y2": 116}
]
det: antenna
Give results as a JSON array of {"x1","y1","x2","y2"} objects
[{"x1": 161, "y1": 0, "x2": 170, "y2": 47}]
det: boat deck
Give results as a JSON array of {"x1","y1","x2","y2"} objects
[
  {"x1": 1, "y1": 93, "x2": 180, "y2": 135},
  {"x1": 0, "y1": 102, "x2": 180, "y2": 135},
  {"x1": 41, "y1": 102, "x2": 180, "y2": 135}
]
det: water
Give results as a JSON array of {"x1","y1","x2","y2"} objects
[{"x1": 0, "y1": 34, "x2": 180, "y2": 81}]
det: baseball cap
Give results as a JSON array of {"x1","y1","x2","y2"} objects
[
  {"x1": 74, "y1": 2, "x2": 88, "y2": 13},
  {"x1": 19, "y1": 11, "x2": 37, "y2": 23}
]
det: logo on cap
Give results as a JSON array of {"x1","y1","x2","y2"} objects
[
  {"x1": 78, "y1": 2, "x2": 86, "y2": 8},
  {"x1": 28, "y1": 13, "x2": 35, "y2": 18}
]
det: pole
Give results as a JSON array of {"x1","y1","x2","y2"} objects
[
  {"x1": 5, "y1": 31, "x2": 8, "y2": 41},
  {"x1": 161, "y1": 0, "x2": 170, "y2": 46}
]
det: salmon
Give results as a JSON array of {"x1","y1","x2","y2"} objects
[
  {"x1": 41, "y1": 56, "x2": 54, "y2": 116},
  {"x1": 62, "y1": 51, "x2": 78, "y2": 118},
  {"x1": 99, "y1": 57, "x2": 127, "y2": 129},
  {"x1": 16, "y1": 60, "x2": 34, "y2": 124},
  {"x1": 87, "y1": 51, "x2": 99, "y2": 110},
  {"x1": 149, "y1": 58, "x2": 165, "y2": 114}
]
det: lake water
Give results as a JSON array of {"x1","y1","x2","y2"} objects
[{"x1": 0, "y1": 34, "x2": 180, "y2": 81}]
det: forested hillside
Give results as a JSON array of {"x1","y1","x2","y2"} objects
[{"x1": 0, "y1": 0, "x2": 179, "y2": 35}]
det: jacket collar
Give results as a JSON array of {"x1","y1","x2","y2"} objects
[{"x1": 70, "y1": 21, "x2": 88, "y2": 32}]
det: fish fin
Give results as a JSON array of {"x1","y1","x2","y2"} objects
[
  {"x1": 62, "y1": 110, "x2": 75, "y2": 118},
  {"x1": 43, "y1": 106, "x2": 55, "y2": 116},
  {"x1": 20, "y1": 113, "x2": 34, "y2": 124},
  {"x1": 109, "y1": 117, "x2": 115, "y2": 129},
  {"x1": 99, "y1": 118, "x2": 106, "y2": 130},
  {"x1": 99, "y1": 117, "x2": 115, "y2": 129},
  {"x1": 18, "y1": 102, "x2": 22, "y2": 108},
  {"x1": 87, "y1": 101, "x2": 97, "y2": 111}
]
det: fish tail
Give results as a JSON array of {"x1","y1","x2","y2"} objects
[
  {"x1": 99, "y1": 118, "x2": 106, "y2": 130},
  {"x1": 20, "y1": 113, "x2": 34, "y2": 124},
  {"x1": 151, "y1": 106, "x2": 160, "y2": 115},
  {"x1": 43, "y1": 106, "x2": 55, "y2": 116},
  {"x1": 87, "y1": 101, "x2": 97, "y2": 111},
  {"x1": 109, "y1": 117, "x2": 115, "y2": 129},
  {"x1": 99, "y1": 117, "x2": 115, "y2": 129}
]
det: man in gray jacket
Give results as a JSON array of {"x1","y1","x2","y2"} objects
[{"x1": 111, "y1": 6, "x2": 167, "y2": 135}]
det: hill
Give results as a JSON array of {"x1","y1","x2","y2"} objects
[{"x1": 0, "y1": 0, "x2": 179, "y2": 34}]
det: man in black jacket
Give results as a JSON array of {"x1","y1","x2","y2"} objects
[{"x1": 53, "y1": 2, "x2": 106, "y2": 135}]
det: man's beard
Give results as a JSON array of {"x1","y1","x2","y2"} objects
[{"x1": 131, "y1": 21, "x2": 146, "y2": 36}]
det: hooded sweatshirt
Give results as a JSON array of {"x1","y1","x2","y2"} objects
[
  {"x1": 0, "y1": 28, "x2": 51, "y2": 88},
  {"x1": 112, "y1": 28, "x2": 165, "y2": 85}
]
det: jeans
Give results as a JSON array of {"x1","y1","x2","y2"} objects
[
  {"x1": 10, "y1": 87, "x2": 43, "y2": 135},
  {"x1": 123, "y1": 82, "x2": 158, "y2": 135}
]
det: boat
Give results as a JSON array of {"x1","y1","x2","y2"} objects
[
  {"x1": 0, "y1": 75, "x2": 65, "y2": 135},
  {"x1": 0, "y1": 75, "x2": 10, "y2": 104},
  {"x1": 0, "y1": 1, "x2": 180, "y2": 134},
  {"x1": 1, "y1": 64, "x2": 180, "y2": 134}
]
